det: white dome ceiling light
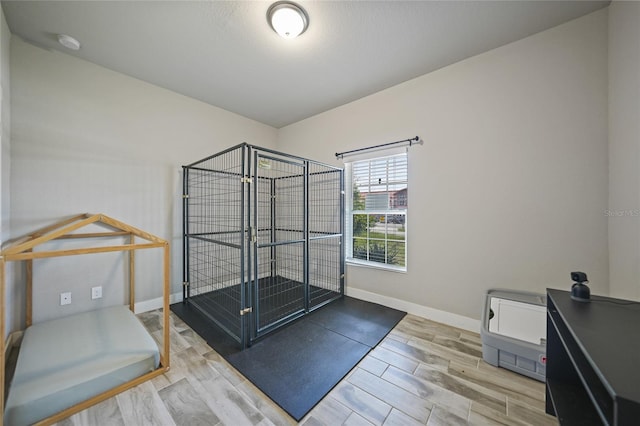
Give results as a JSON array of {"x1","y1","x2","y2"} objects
[
  {"x1": 57, "y1": 34, "x2": 81, "y2": 50},
  {"x1": 267, "y1": 1, "x2": 309, "y2": 39}
]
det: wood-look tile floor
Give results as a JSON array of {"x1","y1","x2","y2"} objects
[{"x1": 46, "y1": 309, "x2": 557, "y2": 426}]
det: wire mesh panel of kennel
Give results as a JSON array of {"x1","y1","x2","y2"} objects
[
  {"x1": 183, "y1": 145, "x2": 248, "y2": 343},
  {"x1": 183, "y1": 143, "x2": 344, "y2": 348},
  {"x1": 252, "y1": 153, "x2": 307, "y2": 337},
  {"x1": 308, "y1": 162, "x2": 344, "y2": 310}
]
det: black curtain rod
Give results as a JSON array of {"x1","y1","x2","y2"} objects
[{"x1": 335, "y1": 136, "x2": 421, "y2": 159}]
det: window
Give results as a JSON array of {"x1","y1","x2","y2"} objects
[{"x1": 345, "y1": 152, "x2": 407, "y2": 271}]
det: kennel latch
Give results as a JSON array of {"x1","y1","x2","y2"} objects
[{"x1": 240, "y1": 307, "x2": 253, "y2": 316}]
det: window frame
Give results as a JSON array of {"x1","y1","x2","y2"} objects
[{"x1": 344, "y1": 152, "x2": 408, "y2": 272}]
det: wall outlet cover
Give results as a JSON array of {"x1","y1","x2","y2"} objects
[
  {"x1": 91, "y1": 286, "x2": 102, "y2": 300},
  {"x1": 60, "y1": 292, "x2": 72, "y2": 305}
]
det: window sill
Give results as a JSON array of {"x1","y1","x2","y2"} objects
[{"x1": 346, "y1": 258, "x2": 407, "y2": 273}]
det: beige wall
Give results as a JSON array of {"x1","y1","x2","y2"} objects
[
  {"x1": 278, "y1": 10, "x2": 610, "y2": 326},
  {"x1": 608, "y1": 0, "x2": 640, "y2": 300},
  {"x1": 7, "y1": 5, "x2": 629, "y2": 332},
  {"x1": 9, "y1": 38, "x2": 277, "y2": 326},
  {"x1": 1, "y1": 7, "x2": 11, "y2": 339}
]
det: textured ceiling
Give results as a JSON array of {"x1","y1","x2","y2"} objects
[{"x1": 2, "y1": 1, "x2": 610, "y2": 128}]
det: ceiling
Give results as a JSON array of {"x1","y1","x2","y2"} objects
[{"x1": 2, "y1": 1, "x2": 610, "y2": 128}]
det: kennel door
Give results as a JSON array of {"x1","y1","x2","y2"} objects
[{"x1": 252, "y1": 153, "x2": 307, "y2": 339}]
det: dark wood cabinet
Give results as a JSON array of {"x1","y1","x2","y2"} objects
[{"x1": 546, "y1": 289, "x2": 640, "y2": 425}]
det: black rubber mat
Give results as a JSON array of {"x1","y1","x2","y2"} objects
[
  {"x1": 186, "y1": 279, "x2": 339, "y2": 341},
  {"x1": 171, "y1": 301, "x2": 240, "y2": 357},
  {"x1": 171, "y1": 296, "x2": 406, "y2": 420},
  {"x1": 306, "y1": 296, "x2": 409, "y2": 347}
]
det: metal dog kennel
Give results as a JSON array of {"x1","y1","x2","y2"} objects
[{"x1": 182, "y1": 143, "x2": 344, "y2": 348}]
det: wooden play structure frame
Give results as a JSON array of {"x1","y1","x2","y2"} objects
[{"x1": 0, "y1": 213, "x2": 170, "y2": 426}]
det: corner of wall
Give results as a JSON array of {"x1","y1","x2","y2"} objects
[
  {"x1": 607, "y1": 0, "x2": 640, "y2": 300},
  {"x1": 1, "y1": 1, "x2": 13, "y2": 340}
]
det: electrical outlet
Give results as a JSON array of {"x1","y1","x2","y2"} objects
[
  {"x1": 91, "y1": 286, "x2": 102, "y2": 300},
  {"x1": 60, "y1": 292, "x2": 72, "y2": 305}
]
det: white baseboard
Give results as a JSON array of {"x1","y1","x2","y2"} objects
[
  {"x1": 134, "y1": 292, "x2": 183, "y2": 314},
  {"x1": 345, "y1": 287, "x2": 481, "y2": 333}
]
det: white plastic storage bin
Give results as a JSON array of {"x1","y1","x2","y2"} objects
[{"x1": 480, "y1": 289, "x2": 547, "y2": 382}]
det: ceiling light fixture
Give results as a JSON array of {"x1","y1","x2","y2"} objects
[
  {"x1": 267, "y1": 1, "x2": 309, "y2": 39},
  {"x1": 57, "y1": 34, "x2": 81, "y2": 51}
]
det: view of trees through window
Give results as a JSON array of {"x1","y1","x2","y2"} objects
[{"x1": 348, "y1": 153, "x2": 407, "y2": 269}]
